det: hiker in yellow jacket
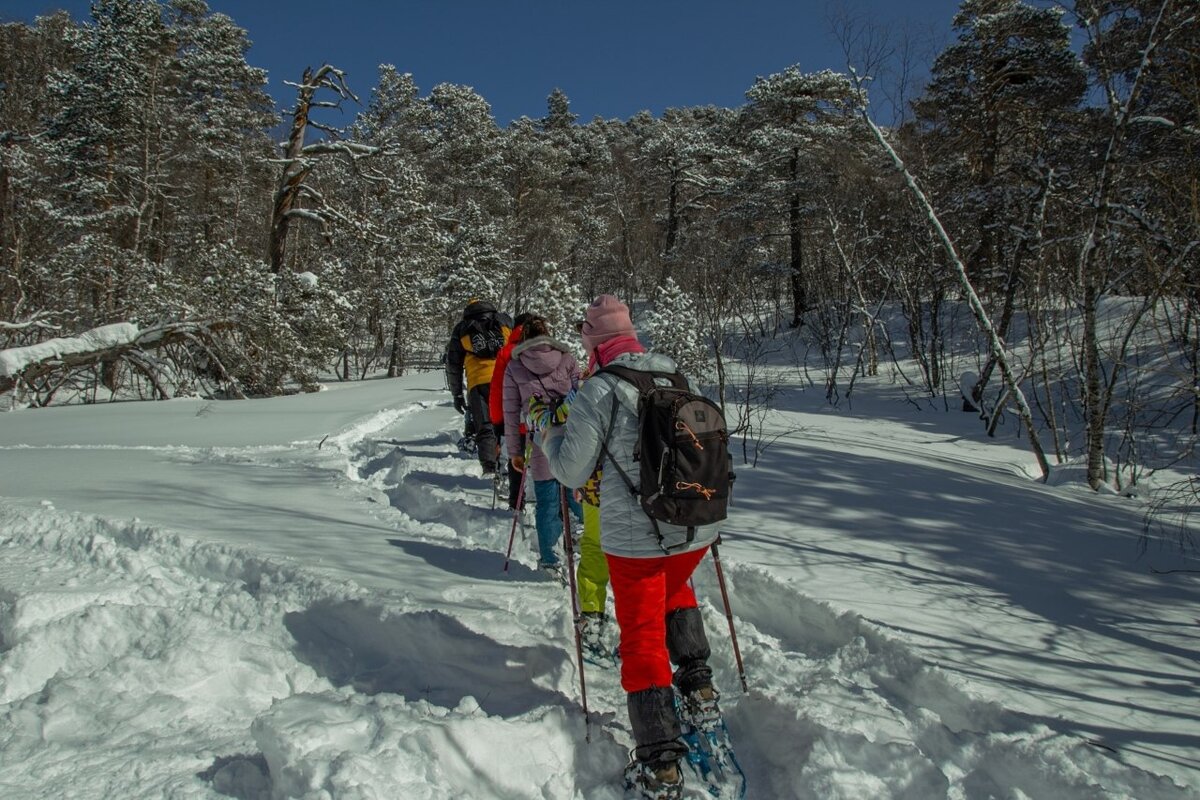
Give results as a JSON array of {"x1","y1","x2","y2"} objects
[{"x1": 445, "y1": 299, "x2": 512, "y2": 474}]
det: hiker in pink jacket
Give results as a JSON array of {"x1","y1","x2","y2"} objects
[{"x1": 501, "y1": 316, "x2": 582, "y2": 576}]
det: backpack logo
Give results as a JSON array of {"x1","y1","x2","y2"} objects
[
  {"x1": 466, "y1": 316, "x2": 506, "y2": 359},
  {"x1": 599, "y1": 366, "x2": 735, "y2": 551}
]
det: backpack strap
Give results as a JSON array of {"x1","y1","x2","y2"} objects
[
  {"x1": 595, "y1": 378, "x2": 633, "y2": 494},
  {"x1": 600, "y1": 364, "x2": 687, "y2": 394},
  {"x1": 594, "y1": 364, "x2": 692, "y2": 554}
]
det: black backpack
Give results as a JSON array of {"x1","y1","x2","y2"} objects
[
  {"x1": 599, "y1": 364, "x2": 734, "y2": 550},
  {"x1": 465, "y1": 314, "x2": 506, "y2": 359}
]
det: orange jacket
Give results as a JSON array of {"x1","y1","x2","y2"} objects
[{"x1": 489, "y1": 324, "x2": 524, "y2": 426}]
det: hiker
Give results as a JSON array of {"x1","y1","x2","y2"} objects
[
  {"x1": 446, "y1": 299, "x2": 512, "y2": 475},
  {"x1": 501, "y1": 316, "x2": 582, "y2": 578},
  {"x1": 537, "y1": 295, "x2": 723, "y2": 799},
  {"x1": 489, "y1": 312, "x2": 534, "y2": 510}
]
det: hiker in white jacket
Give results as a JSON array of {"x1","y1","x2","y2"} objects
[{"x1": 538, "y1": 294, "x2": 722, "y2": 799}]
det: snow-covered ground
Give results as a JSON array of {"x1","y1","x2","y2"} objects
[{"x1": 0, "y1": 371, "x2": 1196, "y2": 799}]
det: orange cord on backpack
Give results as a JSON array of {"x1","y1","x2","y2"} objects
[
  {"x1": 676, "y1": 481, "x2": 717, "y2": 500},
  {"x1": 675, "y1": 420, "x2": 704, "y2": 449}
]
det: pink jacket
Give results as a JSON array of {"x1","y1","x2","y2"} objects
[{"x1": 502, "y1": 336, "x2": 580, "y2": 482}]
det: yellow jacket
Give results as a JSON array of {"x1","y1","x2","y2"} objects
[{"x1": 445, "y1": 301, "x2": 512, "y2": 395}]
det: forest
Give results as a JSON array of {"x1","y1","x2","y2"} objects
[{"x1": 0, "y1": 0, "x2": 1197, "y2": 501}]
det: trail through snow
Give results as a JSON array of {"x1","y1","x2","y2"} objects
[{"x1": 0, "y1": 376, "x2": 1195, "y2": 799}]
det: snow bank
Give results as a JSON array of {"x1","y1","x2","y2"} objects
[{"x1": 0, "y1": 502, "x2": 350, "y2": 797}]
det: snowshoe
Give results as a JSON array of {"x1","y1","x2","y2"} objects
[
  {"x1": 490, "y1": 467, "x2": 508, "y2": 510},
  {"x1": 538, "y1": 561, "x2": 567, "y2": 586},
  {"x1": 580, "y1": 611, "x2": 619, "y2": 668},
  {"x1": 676, "y1": 687, "x2": 746, "y2": 799},
  {"x1": 623, "y1": 757, "x2": 684, "y2": 800}
]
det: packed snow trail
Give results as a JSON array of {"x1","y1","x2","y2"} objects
[{"x1": 0, "y1": 375, "x2": 1195, "y2": 798}]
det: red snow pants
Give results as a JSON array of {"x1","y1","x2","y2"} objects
[{"x1": 606, "y1": 546, "x2": 710, "y2": 693}]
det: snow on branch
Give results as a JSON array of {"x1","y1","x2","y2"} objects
[
  {"x1": 1130, "y1": 115, "x2": 1200, "y2": 137},
  {"x1": 0, "y1": 321, "x2": 240, "y2": 400},
  {"x1": 0, "y1": 323, "x2": 139, "y2": 378},
  {"x1": 300, "y1": 141, "x2": 381, "y2": 159},
  {"x1": 0, "y1": 315, "x2": 61, "y2": 334}
]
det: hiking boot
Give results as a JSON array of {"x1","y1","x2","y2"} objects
[
  {"x1": 623, "y1": 757, "x2": 683, "y2": 800},
  {"x1": 680, "y1": 685, "x2": 722, "y2": 733}
]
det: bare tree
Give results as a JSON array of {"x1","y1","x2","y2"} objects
[
  {"x1": 268, "y1": 65, "x2": 379, "y2": 277},
  {"x1": 852, "y1": 71, "x2": 1052, "y2": 480}
]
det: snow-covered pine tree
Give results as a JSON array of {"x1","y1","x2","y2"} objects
[
  {"x1": 642, "y1": 277, "x2": 711, "y2": 384},
  {"x1": 502, "y1": 113, "x2": 581, "y2": 312},
  {"x1": 436, "y1": 199, "x2": 504, "y2": 321},
  {"x1": 341, "y1": 70, "x2": 442, "y2": 376},
  {"x1": 529, "y1": 261, "x2": 586, "y2": 361},
  {"x1": 164, "y1": 0, "x2": 276, "y2": 255},
  {"x1": 740, "y1": 68, "x2": 859, "y2": 329},
  {"x1": 914, "y1": 0, "x2": 1085, "y2": 290}
]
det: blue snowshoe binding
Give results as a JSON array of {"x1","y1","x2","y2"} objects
[{"x1": 676, "y1": 687, "x2": 746, "y2": 799}]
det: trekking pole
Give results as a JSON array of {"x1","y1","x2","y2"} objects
[
  {"x1": 561, "y1": 485, "x2": 591, "y2": 741},
  {"x1": 502, "y1": 462, "x2": 530, "y2": 572},
  {"x1": 710, "y1": 536, "x2": 749, "y2": 693},
  {"x1": 502, "y1": 439, "x2": 534, "y2": 571},
  {"x1": 491, "y1": 440, "x2": 504, "y2": 511}
]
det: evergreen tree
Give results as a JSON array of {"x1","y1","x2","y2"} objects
[
  {"x1": 164, "y1": 0, "x2": 275, "y2": 253},
  {"x1": 740, "y1": 68, "x2": 859, "y2": 328},
  {"x1": 529, "y1": 260, "x2": 586, "y2": 360},
  {"x1": 642, "y1": 277, "x2": 711, "y2": 383},
  {"x1": 542, "y1": 87, "x2": 577, "y2": 132},
  {"x1": 914, "y1": 0, "x2": 1086, "y2": 287}
]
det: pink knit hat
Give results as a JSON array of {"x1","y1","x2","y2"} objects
[{"x1": 580, "y1": 294, "x2": 636, "y2": 353}]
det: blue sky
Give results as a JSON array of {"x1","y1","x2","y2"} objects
[{"x1": 1, "y1": 0, "x2": 963, "y2": 124}]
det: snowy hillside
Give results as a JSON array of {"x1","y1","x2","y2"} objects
[{"x1": 0, "y1": 372, "x2": 1196, "y2": 799}]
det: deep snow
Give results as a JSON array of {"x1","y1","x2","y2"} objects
[{"x1": 0, "y1": 371, "x2": 1196, "y2": 799}]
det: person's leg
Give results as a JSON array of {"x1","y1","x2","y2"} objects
[
  {"x1": 609, "y1": 553, "x2": 687, "y2": 786},
  {"x1": 469, "y1": 385, "x2": 496, "y2": 471},
  {"x1": 608, "y1": 553, "x2": 673, "y2": 693},
  {"x1": 575, "y1": 502, "x2": 609, "y2": 614},
  {"x1": 663, "y1": 547, "x2": 719, "y2": 728},
  {"x1": 662, "y1": 547, "x2": 711, "y2": 693},
  {"x1": 506, "y1": 436, "x2": 525, "y2": 510},
  {"x1": 532, "y1": 479, "x2": 563, "y2": 565}
]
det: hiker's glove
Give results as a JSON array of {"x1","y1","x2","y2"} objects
[
  {"x1": 554, "y1": 387, "x2": 577, "y2": 425},
  {"x1": 453, "y1": 395, "x2": 466, "y2": 415},
  {"x1": 511, "y1": 454, "x2": 525, "y2": 472}
]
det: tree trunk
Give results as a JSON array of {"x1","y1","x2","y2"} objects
[
  {"x1": 664, "y1": 162, "x2": 679, "y2": 257},
  {"x1": 269, "y1": 67, "x2": 317, "y2": 275},
  {"x1": 972, "y1": 168, "x2": 1052, "y2": 414},
  {"x1": 788, "y1": 148, "x2": 806, "y2": 328},
  {"x1": 859, "y1": 108, "x2": 1051, "y2": 480},
  {"x1": 387, "y1": 311, "x2": 405, "y2": 378}
]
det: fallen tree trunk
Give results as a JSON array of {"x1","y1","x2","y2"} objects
[{"x1": 0, "y1": 320, "x2": 241, "y2": 402}]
